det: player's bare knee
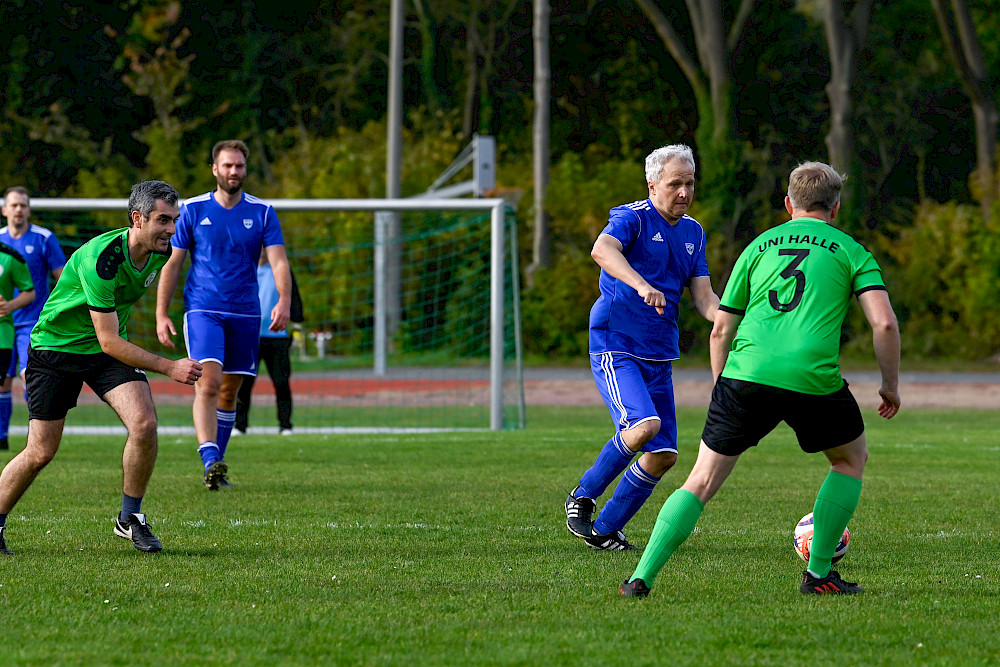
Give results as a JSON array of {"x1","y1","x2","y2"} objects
[
  {"x1": 125, "y1": 413, "x2": 158, "y2": 442},
  {"x1": 622, "y1": 420, "x2": 660, "y2": 451},
  {"x1": 641, "y1": 450, "x2": 677, "y2": 477}
]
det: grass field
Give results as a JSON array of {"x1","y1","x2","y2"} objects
[{"x1": 0, "y1": 405, "x2": 997, "y2": 665}]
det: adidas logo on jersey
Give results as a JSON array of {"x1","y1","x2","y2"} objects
[
  {"x1": 651, "y1": 232, "x2": 664, "y2": 242},
  {"x1": 199, "y1": 217, "x2": 212, "y2": 225}
]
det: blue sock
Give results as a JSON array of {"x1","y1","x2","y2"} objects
[
  {"x1": 198, "y1": 442, "x2": 221, "y2": 471},
  {"x1": 216, "y1": 409, "x2": 236, "y2": 458},
  {"x1": 593, "y1": 460, "x2": 661, "y2": 536},
  {"x1": 0, "y1": 391, "x2": 11, "y2": 440},
  {"x1": 577, "y1": 433, "x2": 635, "y2": 500},
  {"x1": 120, "y1": 493, "x2": 142, "y2": 523}
]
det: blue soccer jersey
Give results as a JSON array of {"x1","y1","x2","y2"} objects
[
  {"x1": 172, "y1": 192, "x2": 285, "y2": 316},
  {"x1": 589, "y1": 199, "x2": 710, "y2": 361},
  {"x1": 0, "y1": 224, "x2": 67, "y2": 327}
]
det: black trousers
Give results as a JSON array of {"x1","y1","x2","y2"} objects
[{"x1": 235, "y1": 337, "x2": 293, "y2": 431}]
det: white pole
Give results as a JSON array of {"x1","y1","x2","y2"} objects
[{"x1": 490, "y1": 202, "x2": 506, "y2": 430}]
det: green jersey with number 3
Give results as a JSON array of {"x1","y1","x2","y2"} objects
[
  {"x1": 31, "y1": 228, "x2": 167, "y2": 355},
  {"x1": 718, "y1": 217, "x2": 887, "y2": 394}
]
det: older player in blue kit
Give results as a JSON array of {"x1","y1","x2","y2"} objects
[
  {"x1": 564, "y1": 144, "x2": 720, "y2": 550},
  {"x1": 156, "y1": 140, "x2": 292, "y2": 490}
]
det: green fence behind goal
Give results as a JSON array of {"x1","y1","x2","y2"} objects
[{"x1": 21, "y1": 204, "x2": 524, "y2": 432}]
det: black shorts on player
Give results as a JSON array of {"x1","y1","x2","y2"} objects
[
  {"x1": 25, "y1": 347, "x2": 149, "y2": 421},
  {"x1": 701, "y1": 377, "x2": 864, "y2": 456}
]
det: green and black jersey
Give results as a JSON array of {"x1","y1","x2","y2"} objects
[
  {"x1": 31, "y1": 228, "x2": 168, "y2": 355},
  {"x1": 719, "y1": 218, "x2": 886, "y2": 395},
  {"x1": 0, "y1": 243, "x2": 35, "y2": 349}
]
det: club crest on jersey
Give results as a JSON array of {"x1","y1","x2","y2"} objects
[
  {"x1": 144, "y1": 270, "x2": 158, "y2": 287},
  {"x1": 25, "y1": 245, "x2": 34, "y2": 254},
  {"x1": 685, "y1": 242, "x2": 695, "y2": 255},
  {"x1": 243, "y1": 219, "x2": 254, "y2": 229},
  {"x1": 651, "y1": 232, "x2": 664, "y2": 242}
]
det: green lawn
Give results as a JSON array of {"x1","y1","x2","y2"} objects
[{"x1": 0, "y1": 407, "x2": 997, "y2": 665}]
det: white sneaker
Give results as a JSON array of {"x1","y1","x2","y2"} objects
[{"x1": 279, "y1": 428, "x2": 293, "y2": 436}]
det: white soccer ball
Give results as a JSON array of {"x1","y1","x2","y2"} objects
[{"x1": 793, "y1": 512, "x2": 850, "y2": 564}]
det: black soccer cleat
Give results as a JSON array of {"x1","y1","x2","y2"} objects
[
  {"x1": 0, "y1": 527, "x2": 13, "y2": 555},
  {"x1": 800, "y1": 569, "x2": 864, "y2": 595},
  {"x1": 565, "y1": 488, "x2": 596, "y2": 538},
  {"x1": 114, "y1": 513, "x2": 163, "y2": 553},
  {"x1": 585, "y1": 529, "x2": 640, "y2": 551},
  {"x1": 0, "y1": 437, "x2": 8, "y2": 450},
  {"x1": 619, "y1": 577, "x2": 651, "y2": 597},
  {"x1": 217, "y1": 474, "x2": 235, "y2": 489},
  {"x1": 204, "y1": 460, "x2": 229, "y2": 491}
]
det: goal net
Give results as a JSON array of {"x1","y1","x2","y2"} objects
[{"x1": 23, "y1": 198, "x2": 525, "y2": 433}]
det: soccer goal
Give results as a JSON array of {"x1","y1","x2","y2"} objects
[{"x1": 26, "y1": 197, "x2": 525, "y2": 432}]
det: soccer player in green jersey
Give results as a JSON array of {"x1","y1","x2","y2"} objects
[
  {"x1": 0, "y1": 241, "x2": 36, "y2": 449},
  {"x1": 0, "y1": 180, "x2": 204, "y2": 555},
  {"x1": 620, "y1": 162, "x2": 901, "y2": 597}
]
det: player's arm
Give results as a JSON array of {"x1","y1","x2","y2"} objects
[
  {"x1": 689, "y1": 276, "x2": 720, "y2": 322},
  {"x1": 3, "y1": 288, "x2": 35, "y2": 315},
  {"x1": 50, "y1": 267, "x2": 63, "y2": 282},
  {"x1": 90, "y1": 309, "x2": 202, "y2": 385},
  {"x1": 709, "y1": 310, "x2": 742, "y2": 383},
  {"x1": 858, "y1": 288, "x2": 901, "y2": 419},
  {"x1": 263, "y1": 244, "x2": 292, "y2": 332},
  {"x1": 591, "y1": 233, "x2": 665, "y2": 315},
  {"x1": 155, "y1": 246, "x2": 187, "y2": 348}
]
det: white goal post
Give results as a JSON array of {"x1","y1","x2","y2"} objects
[{"x1": 30, "y1": 197, "x2": 520, "y2": 431}]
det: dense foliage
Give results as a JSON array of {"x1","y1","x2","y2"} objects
[{"x1": 1, "y1": 0, "x2": 998, "y2": 362}]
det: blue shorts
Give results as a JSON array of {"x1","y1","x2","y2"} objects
[
  {"x1": 7, "y1": 324, "x2": 34, "y2": 377},
  {"x1": 590, "y1": 352, "x2": 678, "y2": 454},
  {"x1": 183, "y1": 310, "x2": 260, "y2": 375},
  {"x1": 6, "y1": 324, "x2": 32, "y2": 377}
]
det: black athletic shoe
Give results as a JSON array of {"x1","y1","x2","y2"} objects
[
  {"x1": 565, "y1": 488, "x2": 596, "y2": 538},
  {"x1": 204, "y1": 460, "x2": 229, "y2": 491},
  {"x1": 217, "y1": 475, "x2": 235, "y2": 489},
  {"x1": 585, "y1": 529, "x2": 640, "y2": 551},
  {"x1": 619, "y1": 578, "x2": 650, "y2": 597},
  {"x1": 0, "y1": 437, "x2": 8, "y2": 450},
  {"x1": 800, "y1": 570, "x2": 864, "y2": 595},
  {"x1": 114, "y1": 513, "x2": 163, "y2": 553},
  {"x1": 0, "y1": 527, "x2": 13, "y2": 555}
]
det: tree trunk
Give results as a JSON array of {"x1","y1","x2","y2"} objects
[
  {"x1": 930, "y1": 0, "x2": 997, "y2": 208},
  {"x1": 527, "y1": 0, "x2": 551, "y2": 284},
  {"x1": 821, "y1": 0, "x2": 873, "y2": 232}
]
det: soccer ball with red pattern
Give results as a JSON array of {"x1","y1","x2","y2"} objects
[{"x1": 793, "y1": 512, "x2": 849, "y2": 563}]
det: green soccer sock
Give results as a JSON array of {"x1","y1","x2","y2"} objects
[
  {"x1": 629, "y1": 489, "x2": 704, "y2": 587},
  {"x1": 807, "y1": 471, "x2": 862, "y2": 578}
]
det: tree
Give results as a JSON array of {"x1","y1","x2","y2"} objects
[
  {"x1": 929, "y1": 0, "x2": 997, "y2": 209},
  {"x1": 820, "y1": 0, "x2": 874, "y2": 230}
]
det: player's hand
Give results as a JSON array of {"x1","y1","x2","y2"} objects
[
  {"x1": 169, "y1": 357, "x2": 203, "y2": 385},
  {"x1": 637, "y1": 284, "x2": 665, "y2": 315},
  {"x1": 156, "y1": 314, "x2": 177, "y2": 348},
  {"x1": 877, "y1": 385, "x2": 900, "y2": 419},
  {"x1": 268, "y1": 302, "x2": 291, "y2": 333}
]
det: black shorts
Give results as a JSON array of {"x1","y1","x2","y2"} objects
[
  {"x1": 25, "y1": 347, "x2": 149, "y2": 421},
  {"x1": 0, "y1": 349, "x2": 11, "y2": 380},
  {"x1": 701, "y1": 376, "x2": 865, "y2": 456}
]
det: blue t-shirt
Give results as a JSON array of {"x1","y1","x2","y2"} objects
[
  {"x1": 0, "y1": 224, "x2": 67, "y2": 327},
  {"x1": 589, "y1": 199, "x2": 710, "y2": 361},
  {"x1": 256, "y1": 264, "x2": 285, "y2": 339},
  {"x1": 172, "y1": 191, "x2": 285, "y2": 316}
]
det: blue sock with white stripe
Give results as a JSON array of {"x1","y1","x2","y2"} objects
[
  {"x1": 198, "y1": 442, "x2": 221, "y2": 471},
  {"x1": 593, "y1": 460, "x2": 661, "y2": 536},
  {"x1": 216, "y1": 409, "x2": 236, "y2": 458},
  {"x1": 577, "y1": 433, "x2": 635, "y2": 500},
  {"x1": 0, "y1": 391, "x2": 11, "y2": 440}
]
